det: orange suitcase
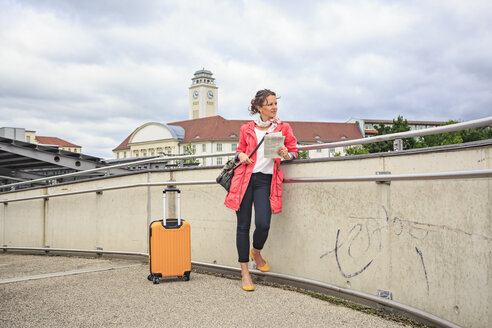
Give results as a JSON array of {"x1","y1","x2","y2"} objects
[{"x1": 148, "y1": 188, "x2": 191, "y2": 284}]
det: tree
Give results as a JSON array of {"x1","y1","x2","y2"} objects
[
  {"x1": 415, "y1": 120, "x2": 462, "y2": 148},
  {"x1": 183, "y1": 142, "x2": 198, "y2": 164},
  {"x1": 415, "y1": 120, "x2": 492, "y2": 148},
  {"x1": 345, "y1": 145, "x2": 369, "y2": 156},
  {"x1": 297, "y1": 150, "x2": 309, "y2": 159},
  {"x1": 358, "y1": 116, "x2": 490, "y2": 153},
  {"x1": 460, "y1": 126, "x2": 492, "y2": 143},
  {"x1": 363, "y1": 115, "x2": 415, "y2": 153}
]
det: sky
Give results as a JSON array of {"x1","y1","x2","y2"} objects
[{"x1": 1, "y1": 0, "x2": 491, "y2": 158}]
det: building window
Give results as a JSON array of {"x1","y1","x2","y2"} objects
[
  {"x1": 202, "y1": 144, "x2": 206, "y2": 152},
  {"x1": 317, "y1": 148, "x2": 322, "y2": 153},
  {"x1": 231, "y1": 144, "x2": 237, "y2": 151},
  {"x1": 217, "y1": 157, "x2": 223, "y2": 165},
  {"x1": 150, "y1": 149, "x2": 155, "y2": 156},
  {"x1": 26, "y1": 136, "x2": 30, "y2": 142},
  {"x1": 124, "y1": 152, "x2": 127, "y2": 158},
  {"x1": 134, "y1": 150, "x2": 139, "y2": 158},
  {"x1": 217, "y1": 144, "x2": 222, "y2": 152},
  {"x1": 192, "y1": 145, "x2": 196, "y2": 153},
  {"x1": 117, "y1": 152, "x2": 120, "y2": 159}
]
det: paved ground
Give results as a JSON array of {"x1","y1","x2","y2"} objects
[{"x1": 0, "y1": 253, "x2": 411, "y2": 328}]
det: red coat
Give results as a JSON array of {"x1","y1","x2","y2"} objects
[{"x1": 224, "y1": 121, "x2": 298, "y2": 213}]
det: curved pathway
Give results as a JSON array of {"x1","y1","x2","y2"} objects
[{"x1": 0, "y1": 254, "x2": 411, "y2": 328}]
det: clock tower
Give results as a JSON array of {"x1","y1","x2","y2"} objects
[{"x1": 189, "y1": 68, "x2": 218, "y2": 119}]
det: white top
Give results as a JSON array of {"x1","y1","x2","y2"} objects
[{"x1": 252, "y1": 128, "x2": 274, "y2": 174}]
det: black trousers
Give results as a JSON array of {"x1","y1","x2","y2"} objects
[{"x1": 236, "y1": 172, "x2": 272, "y2": 263}]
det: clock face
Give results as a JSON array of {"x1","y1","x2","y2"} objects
[
  {"x1": 207, "y1": 90, "x2": 214, "y2": 99},
  {"x1": 193, "y1": 90, "x2": 199, "y2": 99}
]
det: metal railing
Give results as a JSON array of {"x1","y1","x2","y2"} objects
[
  {"x1": 1, "y1": 116, "x2": 491, "y2": 192},
  {"x1": 2, "y1": 168, "x2": 491, "y2": 204},
  {"x1": 0, "y1": 152, "x2": 235, "y2": 191},
  {"x1": 297, "y1": 116, "x2": 492, "y2": 150}
]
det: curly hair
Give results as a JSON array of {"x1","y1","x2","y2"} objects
[{"x1": 249, "y1": 89, "x2": 277, "y2": 115}]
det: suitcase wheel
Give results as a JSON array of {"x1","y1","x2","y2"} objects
[
  {"x1": 147, "y1": 274, "x2": 153, "y2": 282},
  {"x1": 182, "y1": 271, "x2": 191, "y2": 281},
  {"x1": 153, "y1": 276, "x2": 160, "y2": 284}
]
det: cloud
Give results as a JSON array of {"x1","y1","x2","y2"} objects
[{"x1": 0, "y1": 0, "x2": 491, "y2": 158}]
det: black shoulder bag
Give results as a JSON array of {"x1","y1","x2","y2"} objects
[{"x1": 216, "y1": 136, "x2": 266, "y2": 192}]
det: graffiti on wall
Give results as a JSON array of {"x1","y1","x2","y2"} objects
[{"x1": 320, "y1": 205, "x2": 431, "y2": 294}]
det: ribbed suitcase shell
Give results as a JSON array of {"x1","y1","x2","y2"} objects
[
  {"x1": 149, "y1": 219, "x2": 191, "y2": 278},
  {"x1": 148, "y1": 188, "x2": 191, "y2": 282}
]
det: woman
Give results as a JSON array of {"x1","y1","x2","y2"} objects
[{"x1": 224, "y1": 89, "x2": 298, "y2": 291}]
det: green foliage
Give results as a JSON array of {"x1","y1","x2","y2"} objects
[
  {"x1": 297, "y1": 150, "x2": 308, "y2": 159},
  {"x1": 363, "y1": 115, "x2": 415, "y2": 153},
  {"x1": 333, "y1": 152, "x2": 341, "y2": 157},
  {"x1": 183, "y1": 142, "x2": 198, "y2": 164},
  {"x1": 460, "y1": 126, "x2": 492, "y2": 142},
  {"x1": 345, "y1": 146, "x2": 369, "y2": 156},
  {"x1": 358, "y1": 116, "x2": 490, "y2": 154},
  {"x1": 415, "y1": 120, "x2": 492, "y2": 148},
  {"x1": 364, "y1": 117, "x2": 491, "y2": 153},
  {"x1": 415, "y1": 120, "x2": 462, "y2": 148}
]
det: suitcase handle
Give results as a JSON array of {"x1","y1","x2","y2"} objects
[
  {"x1": 163, "y1": 188, "x2": 181, "y2": 226},
  {"x1": 163, "y1": 188, "x2": 180, "y2": 194}
]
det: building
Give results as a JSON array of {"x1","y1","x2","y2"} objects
[
  {"x1": 112, "y1": 69, "x2": 363, "y2": 165},
  {"x1": 347, "y1": 118, "x2": 445, "y2": 137},
  {"x1": 113, "y1": 122, "x2": 184, "y2": 160},
  {"x1": 0, "y1": 127, "x2": 82, "y2": 153},
  {"x1": 33, "y1": 136, "x2": 82, "y2": 153},
  {"x1": 113, "y1": 115, "x2": 363, "y2": 165}
]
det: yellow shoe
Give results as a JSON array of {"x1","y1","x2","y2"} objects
[
  {"x1": 250, "y1": 250, "x2": 270, "y2": 272},
  {"x1": 242, "y1": 279, "x2": 255, "y2": 292}
]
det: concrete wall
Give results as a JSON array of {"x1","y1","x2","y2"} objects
[{"x1": 1, "y1": 143, "x2": 490, "y2": 328}]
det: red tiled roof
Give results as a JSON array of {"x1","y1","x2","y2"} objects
[
  {"x1": 169, "y1": 116, "x2": 363, "y2": 143},
  {"x1": 169, "y1": 116, "x2": 247, "y2": 143},
  {"x1": 287, "y1": 121, "x2": 362, "y2": 143},
  {"x1": 36, "y1": 136, "x2": 81, "y2": 148},
  {"x1": 113, "y1": 116, "x2": 363, "y2": 151},
  {"x1": 113, "y1": 133, "x2": 133, "y2": 151}
]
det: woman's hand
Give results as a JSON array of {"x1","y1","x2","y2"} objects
[
  {"x1": 238, "y1": 152, "x2": 254, "y2": 165},
  {"x1": 278, "y1": 146, "x2": 292, "y2": 160}
]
